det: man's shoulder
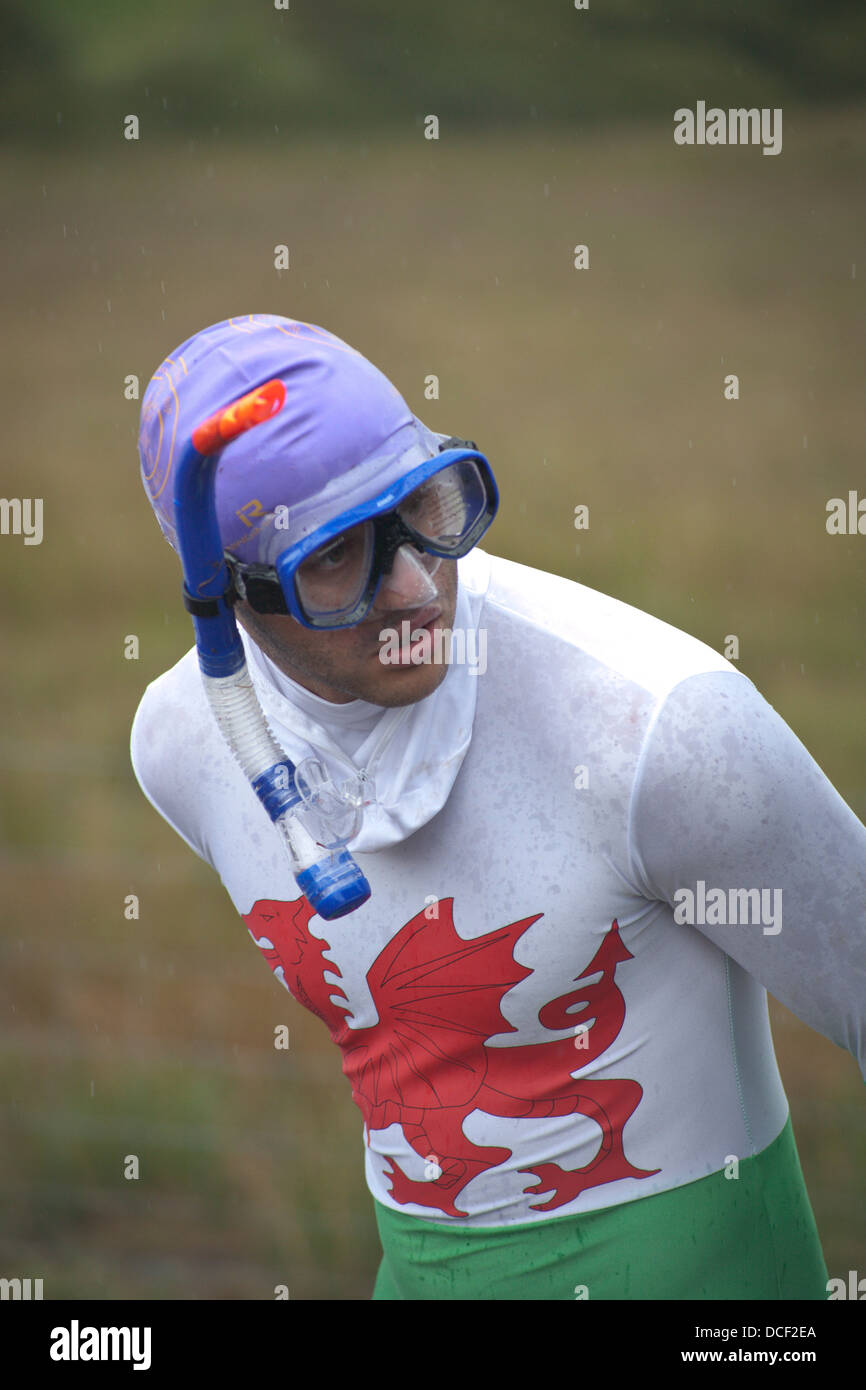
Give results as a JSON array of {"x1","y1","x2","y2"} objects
[
  {"x1": 129, "y1": 646, "x2": 223, "y2": 861},
  {"x1": 131, "y1": 646, "x2": 211, "y2": 754},
  {"x1": 476, "y1": 549, "x2": 737, "y2": 700}
]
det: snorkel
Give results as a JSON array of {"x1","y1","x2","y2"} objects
[{"x1": 173, "y1": 378, "x2": 372, "y2": 921}]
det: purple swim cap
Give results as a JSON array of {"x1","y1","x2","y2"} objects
[{"x1": 138, "y1": 314, "x2": 442, "y2": 563}]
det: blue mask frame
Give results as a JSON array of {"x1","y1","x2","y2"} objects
[{"x1": 226, "y1": 442, "x2": 498, "y2": 629}]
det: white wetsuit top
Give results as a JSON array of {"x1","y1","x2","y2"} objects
[{"x1": 130, "y1": 550, "x2": 866, "y2": 1228}]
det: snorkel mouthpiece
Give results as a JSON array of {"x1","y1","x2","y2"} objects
[{"x1": 173, "y1": 379, "x2": 372, "y2": 921}]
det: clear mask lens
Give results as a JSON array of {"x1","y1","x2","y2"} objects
[
  {"x1": 397, "y1": 460, "x2": 488, "y2": 550},
  {"x1": 292, "y1": 458, "x2": 488, "y2": 625},
  {"x1": 295, "y1": 519, "x2": 375, "y2": 621}
]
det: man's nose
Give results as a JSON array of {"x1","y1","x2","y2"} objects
[{"x1": 373, "y1": 544, "x2": 441, "y2": 612}]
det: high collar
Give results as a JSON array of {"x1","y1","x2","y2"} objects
[{"x1": 240, "y1": 549, "x2": 491, "y2": 852}]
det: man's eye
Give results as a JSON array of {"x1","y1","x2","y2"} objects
[
  {"x1": 318, "y1": 540, "x2": 346, "y2": 568},
  {"x1": 306, "y1": 537, "x2": 348, "y2": 571}
]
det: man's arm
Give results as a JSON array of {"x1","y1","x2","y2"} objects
[{"x1": 628, "y1": 669, "x2": 866, "y2": 1080}]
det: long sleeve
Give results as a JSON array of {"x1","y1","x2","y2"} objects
[{"x1": 628, "y1": 669, "x2": 866, "y2": 1081}]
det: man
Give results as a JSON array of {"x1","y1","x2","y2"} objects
[{"x1": 131, "y1": 313, "x2": 865, "y2": 1300}]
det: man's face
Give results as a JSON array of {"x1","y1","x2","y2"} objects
[{"x1": 234, "y1": 549, "x2": 459, "y2": 707}]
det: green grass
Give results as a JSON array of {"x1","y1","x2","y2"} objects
[{"x1": 1, "y1": 109, "x2": 863, "y2": 1297}]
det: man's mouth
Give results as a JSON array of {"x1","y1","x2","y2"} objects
[{"x1": 375, "y1": 605, "x2": 444, "y2": 666}]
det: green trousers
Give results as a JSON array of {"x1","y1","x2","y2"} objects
[{"x1": 372, "y1": 1116, "x2": 828, "y2": 1300}]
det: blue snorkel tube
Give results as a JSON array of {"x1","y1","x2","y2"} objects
[{"x1": 173, "y1": 379, "x2": 372, "y2": 921}]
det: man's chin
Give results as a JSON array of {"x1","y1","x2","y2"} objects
[{"x1": 362, "y1": 655, "x2": 452, "y2": 708}]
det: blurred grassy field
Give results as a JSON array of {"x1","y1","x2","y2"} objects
[{"x1": 0, "y1": 107, "x2": 864, "y2": 1298}]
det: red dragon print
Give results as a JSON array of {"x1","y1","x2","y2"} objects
[{"x1": 243, "y1": 896, "x2": 660, "y2": 1217}]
